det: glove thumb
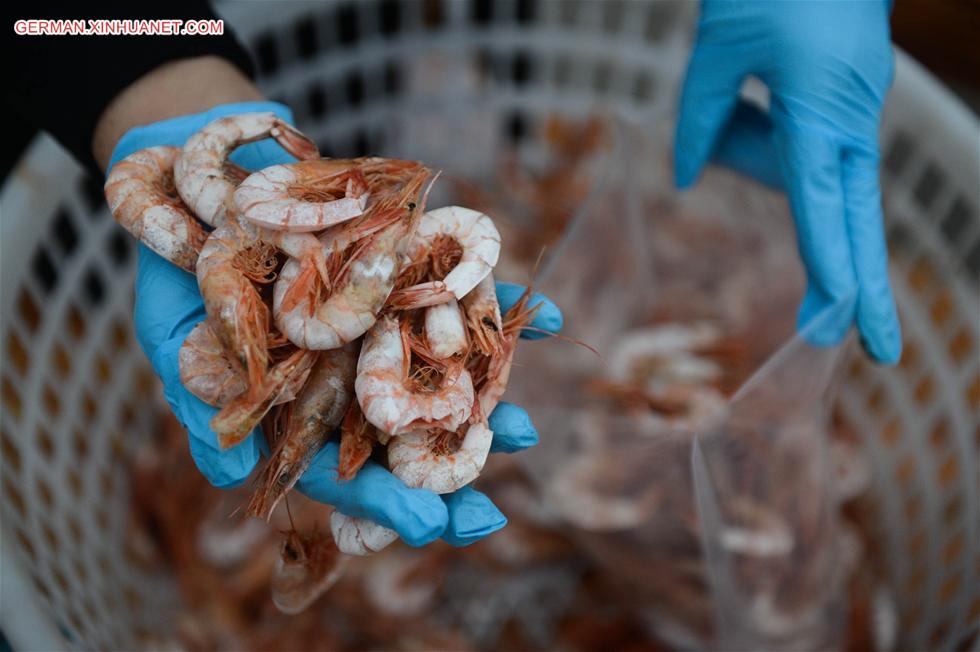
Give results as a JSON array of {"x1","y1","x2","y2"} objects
[{"x1": 675, "y1": 49, "x2": 745, "y2": 189}]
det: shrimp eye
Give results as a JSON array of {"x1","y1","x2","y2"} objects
[
  {"x1": 482, "y1": 316, "x2": 498, "y2": 331},
  {"x1": 276, "y1": 470, "x2": 292, "y2": 486},
  {"x1": 407, "y1": 202, "x2": 416, "y2": 211},
  {"x1": 283, "y1": 542, "x2": 300, "y2": 561}
]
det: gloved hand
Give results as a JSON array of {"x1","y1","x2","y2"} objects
[
  {"x1": 111, "y1": 101, "x2": 564, "y2": 547},
  {"x1": 675, "y1": 0, "x2": 901, "y2": 363}
]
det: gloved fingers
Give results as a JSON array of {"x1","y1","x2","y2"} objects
[
  {"x1": 713, "y1": 101, "x2": 784, "y2": 190},
  {"x1": 296, "y1": 442, "x2": 449, "y2": 547},
  {"x1": 488, "y1": 402, "x2": 539, "y2": 453},
  {"x1": 773, "y1": 124, "x2": 858, "y2": 346},
  {"x1": 151, "y1": 335, "x2": 262, "y2": 488},
  {"x1": 440, "y1": 486, "x2": 507, "y2": 547},
  {"x1": 134, "y1": 245, "x2": 206, "y2": 361},
  {"x1": 675, "y1": 47, "x2": 746, "y2": 189},
  {"x1": 494, "y1": 282, "x2": 563, "y2": 340},
  {"x1": 842, "y1": 148, "x2": 901, "y2": 363}
]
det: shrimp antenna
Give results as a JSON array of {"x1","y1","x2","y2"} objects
[{"x1": 284, "y1": 494, "x2": 296, "y2": 532}]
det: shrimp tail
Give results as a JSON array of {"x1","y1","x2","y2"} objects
[
  {"x1": 337, "y1": 402, "x2": 376, "y2": 481},
  {"x1": 272, "y1": 119, "x2": 320, "y2": 162},
  {"x1": 212, "y1": 349, "x2": 317, "y2": 449},
  {"x1": 237, "y1": 289, "x2": 272, "y2": 391},
  {"x1": 278, "y1": 254, "x2": 324, "y2": 316}
]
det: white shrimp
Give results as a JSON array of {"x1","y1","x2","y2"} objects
[
  {"x1": 329, "y1": 512, "x2": 399, "y2": 556},
  {"x1": 424, "y1": 300, "x2": 468, "y2": 359},
  {"x1": 234, "y1": 159, "x2": 370, "y2": 231},
  {"x1": 387, "y1": 423, "x2": 493, "y2": 493},
  {"x1": 178, "y1": 320, "x2": 312, "y2": 408},
  {"x1": 273, "y1": 167, "x2": 432, "y2": 349},
  {"x1": 175, "y1": 112, "x2": 319, "y2": 227},
  {"x1": 104, "y1": 146, "x2": 208, "y2": 273},
  {"x1": 355, "y1": 314, "x2": 474, "y2": 436},
  {"x1": 387, "y1": 206, "x2": 500, "y2": 309}
]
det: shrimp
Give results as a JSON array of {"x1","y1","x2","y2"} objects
[
  {"x1": 273, "y1": 167, "x2": 433, "y2": 350},
  {"x1": 104, "y1": 146, "x2": 209, "y2": 273},
  {"x1": 196, "y1": 217, "x2": 278, "y2": 390},
  {"x1": 178, "y1": 320, "x2": 313, "y2": 408},
  {"x1": 179, "y1": 321, "x2": 248, "y2": 407},
  {"x1": 468, "y1": 284, "x2": 540, "y2": 422},
  {"x1": 424, "y1": 300, "x2": 468, "y2": 359},
  {"x1": 174, "y1": 112, "x2": 319, "y2": 227},
  {"x1": 211, "y1": 348, "x2": 318, "y2": 450},
  {"x1": 246, "y1": 343, "x2": 358, "y2": 520},
  {"x1": 271, "y1": 527, "x2": 347, "y2": 615},
  {"x1": 460, "y1": 273, "x2": 504, "y2": 356},
  {"x1": 387, "y1": 206, "x2": 500, "y2": 309},
  {"x1": 337, "y1": 401, "x2": 378, "y2": 481},
  {"x1": 329, "y1": 512, "x2": 399, "y2": 556},
  {"x1": 355, "y1": 314, "x2": 474, "y2": 436},
  {"x1": 234, "y1": 159, "x2": 370, "y2": 232},
  {"x1": 387, "y1": 423, "x2": 493, "y2": 493}
]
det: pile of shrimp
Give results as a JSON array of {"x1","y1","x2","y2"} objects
[{"x1": 106, "y1": 112, "x2": 533, "y2": 603}]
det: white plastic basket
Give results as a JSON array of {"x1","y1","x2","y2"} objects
[{"x1": 0, "y1": 1, "x2": 976, "y2": 649}]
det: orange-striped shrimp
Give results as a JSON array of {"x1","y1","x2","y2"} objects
[
  {"x1": 355, "y1": 314, "x2": 474, "y2": 436},
  {"x1": 386, "y1": 285, "x2": 538, "y2": 491},
  {"x1": 387, "y1": 206, "x2": 500, "y2": 309},
  {"x1": 175, "y1": 112, "x2": 319, "y2": 227},
  {"x1": 337, "y1": 400, "x2": 379, "y2": 481},
  {"x1": 273, "y1": 167, "x2": 433, "y2": 350},
  {"x1": 246, "y1": 343, "x2": 358, "y2": 520},
  {"x1": 212, "y1": 348, "x2": 318, "y2": 450},
  {"x1": 234, "y1": 159, "x2": 370, "y2": 232},
  {"x1": 387, "y1": 423, "x2": 493, "y2": 494},
  {"x1": 460, "y1": 273, "x2": 504, "y2": 356},
  {"x1": 104, "y1": 146, "x2": 209, "y2": 273}
]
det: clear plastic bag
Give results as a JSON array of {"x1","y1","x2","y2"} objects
[{"x1": 692, "y1": 300, "x2": 855, "y2": 651}]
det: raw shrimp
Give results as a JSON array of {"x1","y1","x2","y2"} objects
[
  {"x1": 546, "y1": 452, "x2": 663, "y2": 531},
  {"x1": 355, "y1": 314, "x2": 474, "y2": 436},
  {"x1": 337, "y1": 401, "x2": 378, "y2": 481},
  {"x1": 179, "y1": 321, "x2": 248, "y2": 407},
  {"x1": 386, "y1": 286, "x2": 536, "y2": 492},
  {"x1": 424, "y1": 300, "x2": 468, "y2": 359},
  {"x1": 387, "y1": 206, "x2": 500, "y2": 309},
  {"x1": 329, "y1": 511, "x2": 399, "y2": 556},
  {"x1": 234, "y1": 159, "x2": 370, "y2": 231},
  {"x1": 460, "y1": 273, "x2": 503, "y2": 356},
  {"x1": 196, "y1": 217, "x2": 277, "y2": 390},
  {"x1": 246, "y1": 343, "x2": 358, "y2": 520},
  {"x1": 174, "y1": 112, "x2": 319, "y2": 227},
  {"x1": 271, "y1": 527, "x2": 347, "y2": 615},
  {"x1": 387, "y1": 423, "x2": 493, "y2": 493},
  {"x1": 212, "y1": 348, "x2": 318, "y2": 450},
  {"x1": 178, "y1": 321, "x2": 312, "y2": 408},
  {"x1": 468, "y1": 283, "x2": 539, "y2": 422},
  {"x1": 273, "y1": 167, "x2": 433, "y2": 350},
  {"x1": 105, "y1": 146, "x2": 209, "y2": 273},
  {"x1": 175, "y1": 112, "x2": 332, "y2": 326}
]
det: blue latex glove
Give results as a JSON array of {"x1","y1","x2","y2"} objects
[
  {"x1": 675, "y1": 0, "x2": 901, "y2": 364},
  {"x1": 111, "y1": 102, "x2": 563, "y2": 547}
]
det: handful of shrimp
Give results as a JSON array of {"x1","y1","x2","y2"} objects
[{"x1": 106, "y1": 113, "x2": 534, "y2": 592}]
